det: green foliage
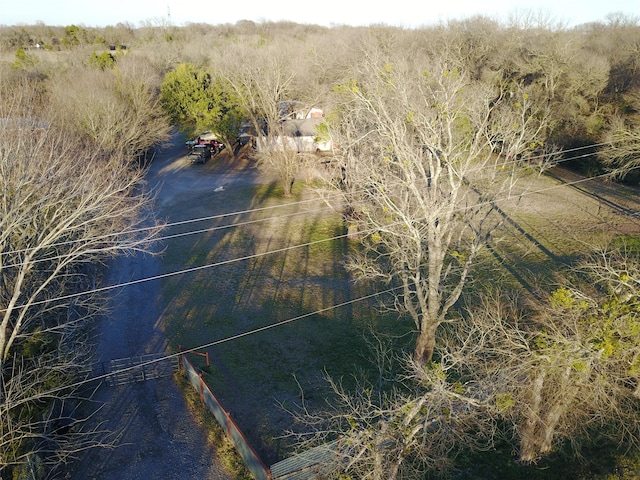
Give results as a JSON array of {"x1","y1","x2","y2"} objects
[
  {"x1": 600, "y1": 451, "x2": 640, "y2": 479},
  {"x1": 11, "y1": 48, "x2": 38, "y2": 70},
  {"x1": 160, "y1": 63, "x2": 212, "y2": 128},
  {"x1": 88, "y1": 51, "x2": 115, "y2": 70},
  {"x1": 549, "y1": 286, "x2": 576, "y2": 308},
  {"x1": 62, "y1": 24, "x2": 81, "y2": 46},
  {"x1": 314, "y1": 120, "x2": 330, "y2": 143},
  {"x1": 160, "y1": 63, "x2": 243, "y2": 145},
  {"x1": 208, "y1": 77, "x2": 245, "y2": 145},
  {"x1": 495, "y1": 392, "x2": 516, "y2": 413}
]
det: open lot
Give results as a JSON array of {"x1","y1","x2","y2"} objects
[
  {"x1": 153, "y1": 145, "x2": 415, "y2": 464},
  {"x1": 74, "y1": 132, "x2": 639, "y2": 479},
  {"x1": 152, "y1": 142, "x2": 640, "y2": 468}
]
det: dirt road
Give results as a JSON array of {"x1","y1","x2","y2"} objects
[{"x1": 68, "y1": 134, "x2": 258, "y2": 480}]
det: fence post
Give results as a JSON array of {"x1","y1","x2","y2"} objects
[{"x1": 226, "y1": 411, "x2": 232, "y2": 439}]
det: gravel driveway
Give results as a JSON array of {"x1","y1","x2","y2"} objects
[{"x1": 68, "y1": 134, "x2": 259, "y2": 480}]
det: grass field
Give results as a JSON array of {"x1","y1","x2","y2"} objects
[
  {"x1": 156, "y1": 164, "x2": 640, "y2": 475},
  {"x1": 156, "y1": 178, "x2": 414, "y2": 464}
]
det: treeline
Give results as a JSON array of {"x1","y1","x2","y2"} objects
[{"x1": 2, "y1": 13, "x2": 639, "y2": 179}]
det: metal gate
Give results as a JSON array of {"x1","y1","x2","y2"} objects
[{"x1": 103, "y1": 353, "x2": 178, "y2": 386}]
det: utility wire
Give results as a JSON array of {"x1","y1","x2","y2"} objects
[
  {"x1": 0, "y1": 191, "x2": 344, "y2": 258},
  {"x1": 0, "y1": 142, "x2": 637, "y2": 278},
  {"x1": 0, "y1": 204, "x2": 338, "y2": 269},
  {"x1": 0, "y1": 139, "x2": 620, "y2": 260},
  {"x1": 0, "y1": 225, "x2": 361, "y2": 314},
  {"x1": 2, "y1": 147, "x2": 638, "y2": 407},
  {"x1": 8, "y1": 159, "x2": 636, "y2": 402},
  {"x1": 1, "y1": 285, "x2": 403, "y2": 410},
  {"x1": 7, "y1": 150, "x2": 635, "y2": 405},
  {"x1": 2, "y1": 162, "x2": 639, "y2": 316}
]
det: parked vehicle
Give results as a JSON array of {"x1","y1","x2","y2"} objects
[
  {"x1": 186, "y1": 131, "x2": 215, "y2": 149},
  {"x1": 186, "y1": 131, "x2": 225, "y2": 155},
  {"x1": 207, "y1": 139, "x2": 225, "y2": 154},
  {"x1": 188, "y1": 144, "x2": 211, "y2": 164}
]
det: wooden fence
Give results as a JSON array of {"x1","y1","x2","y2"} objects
[{"x1": 180, "y1": 354, "x2": 342, "y2": 479}]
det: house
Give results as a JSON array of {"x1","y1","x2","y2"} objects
[
  {"x1": 278, "y1": 101, "x2": 324, "y2": 120},
  {"x1": 254, "y1": 106, "x2": 333, "y2": 153},
  {"x1": 256, "y1": 117, "x2": 332, "y2": 153}
]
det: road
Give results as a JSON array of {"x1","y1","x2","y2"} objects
[{"x1": 67, "y1": 133, "x2": 256, "y2": 480}]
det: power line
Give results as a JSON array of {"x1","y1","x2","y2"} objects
[
  {"x1": 0, "y1": 141, "x2": 614, "y2": 260},
  {"x1": 2, "y1": 285, "x2": 403, "y2": 410},
  {"x1": 2, "y1": 162, "x2": 639, "y2": 316},
  {"x1": 0, "y1": 142, "x2": 628, "y2": 278},
  {"x1": 0, "y1": 191, "x2": 345, "y2": 259},
  {"x1": 0, "y1": 203, "x2": 338, "y2": 270},
  {"x1": 2, "y1": 146, "x2": 638, "y2": 408},
  {"x1": 0, "y1": 224, "x2": 359, "y2": 314},
  {"x1": 8, "y1": 156, "x2": 636, "y2": 404}
]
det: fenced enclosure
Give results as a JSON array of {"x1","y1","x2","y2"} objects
[{"x1": 180, "y1": 354, "x2": 342, "y2": 480}]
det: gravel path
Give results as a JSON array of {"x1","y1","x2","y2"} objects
[{"x1": 67, "y1": 134, "x2": 258, "y2": 480}]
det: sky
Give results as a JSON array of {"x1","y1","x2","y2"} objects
[{"x1": 0, "y1": 0, "x2": 638, "y2": 29}]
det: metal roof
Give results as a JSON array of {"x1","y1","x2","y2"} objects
[{"x1": 270, "y1": 440, "x2": 342, "y2": 480}]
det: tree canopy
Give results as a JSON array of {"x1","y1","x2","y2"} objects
[{"x1": 160, "y1": 62, "x2": 244, "y2": 156}]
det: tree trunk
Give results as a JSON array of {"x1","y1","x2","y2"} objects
[
  {"x1": 282, "y1": 177, "x2": 294, "y2": 197},
  {"x1": 519, "y1": 370, "x2": 546, "y2": 463},
  {"x1": 414, "y1": 328, "x2": 436, "y2": 366}
]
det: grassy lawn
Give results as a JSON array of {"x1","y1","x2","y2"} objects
[
  {"x1": 156, "y1": 170, "x2": 640, "y2": 476},
  {"x1": 157, "y1": 179, "x2": 414, "y2": 464}
]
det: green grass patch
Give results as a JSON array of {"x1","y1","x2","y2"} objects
[
  {"x1": 612, "y1": 234, "x2": 640, "y2": 256},
  {"x1": 300, "y1": 215, "x2": 347, "y2": 258}
]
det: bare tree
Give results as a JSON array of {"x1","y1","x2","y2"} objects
[
  {"x1": 219, "y1": 41, "x2": 313, "y2": 196},
  {"x1": 0, "y1": 75, "x2": 161, "y2": 477},
  {"x1": 600, "y1": 114, "x2": 640, "y2": 178},
  {"x1": 287, "y1": 351, "x2": 496, "y2": 479},
  {"x1": 289, "y1": 243, "x2": 640, "y2": 476},
  {"x1": 325, "y1": 37, "x2": 552, "y2": 365},
  {"x1": 0, "y1": 324, "x2": 115, "y2": 477},
  {"x1": 48, "y1": 58, "x2": 170, "y2": 160},
  {"x1": 438, "y1": 244, "x2": 640, "y2": 463}
]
